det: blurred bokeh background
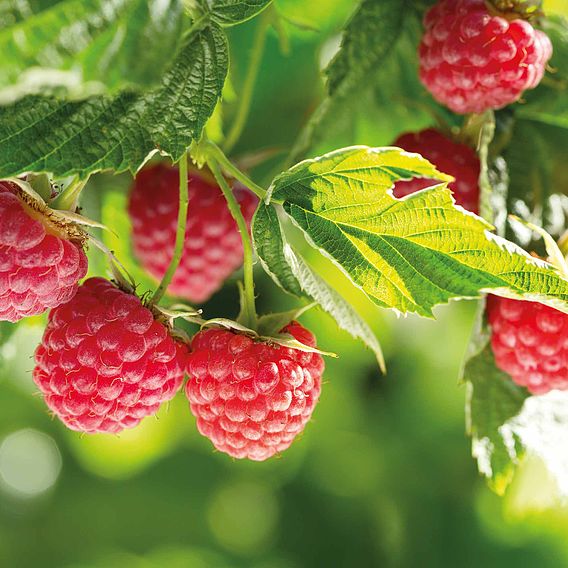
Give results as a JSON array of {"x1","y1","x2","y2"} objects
[{"x1": 1, "y1": 1, "x2": 568, "y2": 566}]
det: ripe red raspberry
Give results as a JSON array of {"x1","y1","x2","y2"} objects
[
  {"x1": 393, "y1": 129, "x2": 480, "y2": 214},
  {"x1": 487, "y1": 296, "x2": 568, "y2": 395},
  {"x1": 128, "y1": 164, "x2": 258, "y2": 304},
  {"x1": 419, "y1": 0, "x2": 553, "y2": 114},
  {"x1": 0, "y1": 181, "x2": 88, "y2": 322},
  {"x1": 185, "y1": 322, "x2": 324, "y2": 461},
  {"x1": 33, "y1": 277, "x2": 188, "y2": 434}
]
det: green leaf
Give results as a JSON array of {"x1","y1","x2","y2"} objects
[
  {"x1": 325, "y1": 0, "x2": 407, "y2": 96},
  {"x1": 287, "y1": 0, "x2": 420, "y2": 164},
  {"x1": 464, "y1": 308, "x2": 568, "y2": 497},
  {"x1": 257, "y1": 303, "x2": 316, "y2": 337},
  {"x1": 270, "y1": 146, "x2": 568, "y2": 317},
  {"x1": 0, "y1": 0, "x2": 187, "y2": 101},
  {"x1": 199, "y1": 0, "x2": 273, "y2": 25},
  {"x1": 516, "y1": 16, "x2": 568, "y2": 129},
  {"x1": 253, "y1": 202, "x2": 304, "y2": 296},
  {"x1": 0, "y1": 24, "x2": 228, "y2": 178},
  {"x1": 252, "y1": 202, "x2": 385, "y2": 369},
  {"x1": 283, "y1": 245, "x2": 385, "y2": 371},
  {"x1": 463, "y1": 314, "x2": 528, "y2": 494},
  {"x1": 503, "y1": 119, "x2": 568, "y2": 247},
  {"x1": 0, "y1": 321, "x2": 15, "y2": 346}
]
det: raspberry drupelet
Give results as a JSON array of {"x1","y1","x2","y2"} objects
[
  {"x1": 393, "y1": 128, "x2": 480, "y2": 214},
  {"x1": 185, "y1": 322, "x2": 324, "y2": 461},
  {"x1": 128, "y1": 164, "x2": 258, "y2": 304},
  {"x1": 33, "y1": 278, "x2": 188, "y2": 433},
  {"x1": 0, "y1": 181, "x2": 88, "y2": 322},
  {"x1": 419, "y1": 0, "x2": 553, "y2": 114},
  {"x1": 488, "y1": 296, "x2": 568, "y2": 395}
]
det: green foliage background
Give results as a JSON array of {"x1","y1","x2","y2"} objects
[{"x1": 1, "y1": 1, "x2": 568, "y2": 567}]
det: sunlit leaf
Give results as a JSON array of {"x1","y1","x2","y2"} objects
[
  {"x1": 253, "y1": 201, "x2": 385, "y2": 369},
  {"x1": 271, "y1": 146, "x2": 568, "y2": 317}
]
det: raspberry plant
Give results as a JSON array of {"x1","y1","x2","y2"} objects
[{"x1": 0, "y1": 0, "x2": 567, "y2": 491}]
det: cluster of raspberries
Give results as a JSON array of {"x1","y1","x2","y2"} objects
[
  {"x1": 1, "y1": 0, "x2": 564, "y2": 463},
  {"x1": 2, "y1": 175, "x2": 323, "y2": 461},
  {"x1": 392, "y1": 1, "x2": 565, "y2": 396}
]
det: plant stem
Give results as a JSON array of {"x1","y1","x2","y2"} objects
[
  {"x1": 223, "y1": 9, "x2": 271, "y2": 154},
  {"x1": 208, "y1": 157, "x2": 258, "y2": 329},
  {"x1": 469, "y1": 111, "x2": 496, "y2": 226},
  {"x1": 285, "y1": 97, "x2": 331, "y2": 168},
  {"x1": 270, "y1": 5, "x2": 290, "y2": 56},
  {"x1": 151, "y1": 151, "x2": 189, "y2": 305},
  {"x1": 206, "y1": 141, "x2": 267, "y2": 199}
]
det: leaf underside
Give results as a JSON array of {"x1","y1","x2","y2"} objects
[
  {"x1": 253, "y1": 202, "x2": 385, "y2": 369},
  {"x1": 463, "y1": 329, "x2": 528, "y2": 495}
]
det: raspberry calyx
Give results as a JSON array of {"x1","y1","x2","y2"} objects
[
  {"x1": 0, "y1": 180, "x2": 88, "y2": 322},
  {"x1": 485, "y1": 1, "x2": 544, "y2": 21}
]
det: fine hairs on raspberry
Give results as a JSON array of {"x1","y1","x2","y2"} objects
[
  {"x1": 0, "y1": 181, "x2": 88, "y2": 322},
  {"x1": 393, "y1": 129, "x2": 480, "y2": 214},
  {"x1": 488, "y1": 296, "x2": 568, "y2": 395},
  {"x1": 419, "y1": 0, "x2": 553, "y2": 114},
  {"x1": 33, "y1": 277, "x2": 188, "y2": 434},
  {"x1": 185, "y1": 322, "x2": 324, "y2": 461},
  {"x1": 128, "y1": 164, "x2": 258, "y2": 304}
]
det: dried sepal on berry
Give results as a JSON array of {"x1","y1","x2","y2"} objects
[
  {"x1": 0, "y1": 179, "x2": 89, "y2": 322},
  {"x1": 193, "y1": 315, "x2": 336, "y2": 358}
]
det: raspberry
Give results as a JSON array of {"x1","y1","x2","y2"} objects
[
  {"x1": 185, "y1": 322, "x2": 324, "y2": 461},
  {"x1": 419, "y1": 0, "x2": 553, "y2": 114},
  {"x1": 33, "y1": 277, "x2": 188, "y2": 433},
  {"x1": 487, "y1": 296, "x2": 568, "y2": 395},
  {"x1": 0, "y1": 182, "x2": 88, "y2": 322},
  {"x1": 393, "y1": 129, "x2": 480, "y2": 214},
  {"x1": 128, "y1": 164, "x2": 258, "y2": 304}
]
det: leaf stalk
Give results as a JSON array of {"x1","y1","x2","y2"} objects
[
  {"x1": 151, "y1": 151, "x2": 190, "y2": 305},
  {"x1": 207, "y1": 156, "x2": 258, "y2": 329},
  {"x1": 205, "y1": 141, "x2": 267, "y2": 199}
]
